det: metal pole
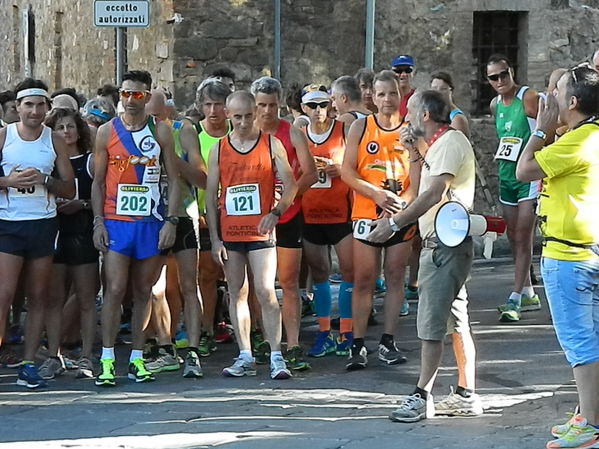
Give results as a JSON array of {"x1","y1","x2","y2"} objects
[
  {"x1": 274, "y1": 0, "x2": 281, "y2": 79},
  {"x1": 116, "y1": 27, "x2": 125, "y2": 84},
  {"x1": 365, "y1": 0, "x2": 375, "y2": 69}
]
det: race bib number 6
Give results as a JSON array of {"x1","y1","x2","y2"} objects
[
  {"x1": 494, "y1": 137, "x2": 523, "y2": 162},
  {"x1": 312, "y1": 170, "x2": 332, "y2": 189},
  {"x1": 116, "y1": 184, "x2": 151, "y2": 216},
  {"x1": 353, "y1": 219, "x2": 372, "y2": 240},
  {"x1": 225, "y1": 183, "x2": 261, "y2": 216}
]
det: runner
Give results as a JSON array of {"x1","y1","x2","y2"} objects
[
  {"x1": 487, "y1": 54, "x2": 541, "y2": 322},
  {"x1": 0, "y1": 91, "x2": 20, "y2": 125},
  {"x1": 331, "y1": 75, "x2": 372, "y2": 131},
  {"x1": 0, "y1": 78, "x2": 75, "y2": 388},
  {"x1": 91, "y1": 70, "x2": 181, "y2": 386},
  {"x1": 430, "y1": 72, "x2": 470, "y2": 138},
  {"x1": 205, "y1": 90, "x2": 297, "y2": 380},
  {"x1": 299, "y1": 88, "x2": 354, "y2": 358},
  {"x1": 251, "y1": 76, "x2": 317, "y2": 371},
  {"x1": 391, "y1": 55, "x2": 417, "y2": 118},
  {"x1": 354, "y1": 68, "x2": 377, "y2": 114},
  {"x1": 341, "y1": 70, "x2": 417, "y2": 370},
  {"x1": 211, "y1": 67, "x2": 236, "y2": 92}
]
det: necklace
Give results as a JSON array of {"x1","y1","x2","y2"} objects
[{"x1": 427, "y1": 124, "x2": 450, "y2": 147}]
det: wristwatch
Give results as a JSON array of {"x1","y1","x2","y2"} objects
[
  {"x1": 270, "y1": 208, "x2": 282, "y2": 217},
  {"x1": 165, "y1": 216, "x2": 180, "y2": 225},
  {"x1": 388, "y1": 217, "x2": 400, "y2": 232},
  {"x1": 532, "y1": 129, "x2": 547, "y2": 141}
]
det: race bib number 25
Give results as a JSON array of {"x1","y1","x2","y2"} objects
[
  {"x1": 494, "y1": 137, "x2": 523, "y2": 162},
  {"x1": 116, "y1": 184, "x2": 151, "y2": 216}
]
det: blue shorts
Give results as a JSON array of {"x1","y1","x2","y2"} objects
[
  {"x1": 541, "y1": 257, "x2": 599, "y2": 367},
  {"x1": 105, "y1": 219, "x2": 163, "y2": 260}
]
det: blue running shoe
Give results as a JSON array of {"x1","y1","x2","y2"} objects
[
  {"x1": 375, "y1": 278, "x2": 386, "y2": 294},
  {"x1": 336, "y1": 332, "x2": 353, "y2": 356},
  {"x1": 307, "y1": 331, "x2": 336, "y2": 357},
  {"x1": 16, "y1": 363, "x2": 47, "y2": 389},
  {"x1": 404, "y1": 285, "x2": 419, "y2": 301},
  {"x1": 400, "y1": 301, "x2": 409, "y2": 317},
  {"x1": 175, "y1": 328, "x2": 189, "y2": 349}
]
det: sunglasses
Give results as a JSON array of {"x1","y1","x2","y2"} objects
[
  {"x1": 487, "y1": 70, "x2": 510, "y2": 82},
  {"x1": 393, "y1": 67, "x2": 413, "y2": 74},
  {"x1": 119, "y1": 90, "x2": 150, "y2": 100},
  {"x1": 305, "y1": 101, "x2": 330, "y2": 109}
]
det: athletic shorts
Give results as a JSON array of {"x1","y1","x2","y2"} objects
[
  {"x1": 355, "y1": 221, "x2": 417, "y2": 248},
  {"x1": 303, "y1": 222, "x2": 352, "y2": 246},
  {"x1": 223, "y1": 239, "x2": 275, "y2": 253},
  {"x1": 198, "y1": 227, "x2": 211, "y2": 252},
  {"x1": 499, "y1": 176, "x2": 540, "y2": 206},
  {"x1": 54, "y1": 232, "x2": 99, "y2": 265},
  {"x1": 275, "y1": 212, "x2": 303, "y2": 249},
  {"x1": 105, "y1": 219, "x2": 163, "y2": 260},
  {"x1": 161, "y1": 217, "x2": 198, "y2": 255},
  {"x1": 541, "y1": 257, "x2": 599, "y2": 367},
  {"x1": 0, "y1": 218, "x2": 58, "y2": 259},
  {"x1": 417, "y1": 238, "x2": 473, "y2": 341}
]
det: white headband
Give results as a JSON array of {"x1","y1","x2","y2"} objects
[{"x1": 16, "y1": 88, "x2": 49, "y2": 100}]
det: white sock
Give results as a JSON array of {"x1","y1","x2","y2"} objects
[
  {"x1": 270, "y1": 350, "x2": 282, "y2": 361},
  {"x1": 239, "y1": 350, "x2": 253, "y2": 361},
  {"x1": 521, "y1": 286, "x2": 535, "y2": 298},
  {"x1": 508, "y1": 292, "x2": 522, "y2": 305},
  {"x1": 101, "y1": 347, "x2": 115, "y2": 360},
  {"x1": 129, "y1": 350, "x2": 143, "y2": 362}
]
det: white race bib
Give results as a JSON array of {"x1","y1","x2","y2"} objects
[
  {"x1": 494, "y1": 137, "x2": 523, "y2": 162},
  {"x1": 225, "y1": 183, "x2": 261, "y2": 216},
  {"x1": 9, "y1": 184, "x2": 47, "y2": 198},
  {"x1": 353, "y1": 219, "x2": 372, "y2": 239},
  {"x1": 116, "y1": 184, "x2": 152, "y2": 216},
  {"x1": 312, "y1": 170, "x2": 332, "y2": 189}
]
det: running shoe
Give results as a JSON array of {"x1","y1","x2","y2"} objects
[
  {"x1": 521, "y1": 293, "x2": 542, "y2": 312},
  {"x1": 143, "y1": 338, "x2": 160, "y2": 360},
  {"x1": 76, "y1": 357, "x2": 94, "y2": 379},
  {"x1": 145, "y1": 348, "x2": 180, "y2": 373},
  {"x1": 183, "y1": 349, "x2": 203, "y2": 378},
  {"x1": 175, "y1": 328, "x2": 189, "y2": 349},
  {"x1": 434, "y1": 387, "x2": 483, "y2": 416},
  {"x1": 499, "y1": 299, "x2": 521, "y2": 322},
  {"x1": 399, "y1": 300, "x2": 410, "y2": 317},
  {"x1": 551, "y1": 408, "x2": 580, "y2": 439},
  {"x1": 307, "y1": 331, "x2": 337, "y2": 357},
  {"x1": 300, "y1": 291, "x2": 315, "y2": 317},
  {"x1": 335, "y1": 332, "x2": 353, "y2": 356},
  {"x1": 375, "y1": 278, "x2": 386, "y2": 294},
  {"x1": 346, "y1": 345, "x2": 368, "y2": 371},
  {"x1": 222, "y1": 357, "x2": 257, "y2": 377},
  {"x1": 254, "y1": 340, "x2": 271, "y2": 365},
  {"x1": 198, "y1": 332, "x2": 217, "y2": 357},
  {"x1": 214, "y1": 322, "x2": 235, "y2": 344},
  {"x1": 38, "y1": 356, "x2": 66, "y2": 380},
  {"x1": 404, "y1": 285, "x2": 419, "y2": 302},
  {"x1": 16, "y1": 363, "x2": 47, "y2": 389},
  {"x1": 270, "y1": 354, "x2": 291, "y2": 379},
  {"x1": 378, "y1": 341, "x2": 407, "y2": 365},
  {"x1": 546, "y1": 416, "x2": 599, "y2": 448},
  {"x1": 285, "y1": 345, "x2": 311, "y2": 371},
  {"x1": 0, "y1": 347, "x2": 22, "y2": 368},
  {"x1": 389, "y1": 393, "x2": 435, "y2": 423},
  {"x1": 95, "y1": 358, "x2": 116, "y2": 386},
  {"x1": 128, "y1": 358, "x2": 156, "y2": 382}
]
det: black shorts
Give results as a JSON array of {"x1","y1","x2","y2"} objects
[
  {"x1": 303, "y1": 222, "x2": 352, "y2": 246},
  {"x1": 54, "y1": 232, "x2": 99, "y2": 265},
  {"x1": 198, "y1": 226, "x2": 211, "y2": 252},
  {"x1": 223, "y1": 239, "x2": 275, "y2": 253},
  {"x1": 357, "y1": 222, "x2": 417, "y2": 248},
  {"x1": 161, "y1": 217, "x2": 198, "y2": 255},
  {"x1": 0, "y1": 217, "x2": 58, "y2": 259},
  {"x1": 275, "y1": 213, "x2": 303, "y2": 249}
]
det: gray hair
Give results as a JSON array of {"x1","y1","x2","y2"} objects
[
  {"x1": 196, "y1": 77, "x2": 231, "y2": 105},
  {"x1": 250, "y1": 76, "x2": 282, "y2": 100},
  {"x1": 332, "y1": 76, "x2": 362, "y2": 103},
  {"x1": 414, "y1": 90, "x2": 451, "y2": 125}
]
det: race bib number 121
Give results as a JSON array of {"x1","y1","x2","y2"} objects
[{"x1": 225, "y1": 183, "x2": 261, "y2": 216}]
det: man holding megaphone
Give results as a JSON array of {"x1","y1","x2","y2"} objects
[{"x1": 366, "y1": 90, "x2": 482, "y2": 422}]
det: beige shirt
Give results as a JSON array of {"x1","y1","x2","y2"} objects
[{"x1": 418, "y1": 129, "x2": 475, "y2": 239}]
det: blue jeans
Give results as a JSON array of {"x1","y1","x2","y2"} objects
[{"x1": 541, "y1": 257, "x2": 599, "y2": 367}]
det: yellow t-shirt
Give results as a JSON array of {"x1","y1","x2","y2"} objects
[
  {"x1": 418, "y1": 130, "x2": 475, "y2": 239},
  {"x1": 534, "y1": 121, "x2": 599, "y2": 261}
]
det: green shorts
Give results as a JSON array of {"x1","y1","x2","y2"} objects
[{"x1": 498, "y1": 176, "x2": 540, "y2": 206}]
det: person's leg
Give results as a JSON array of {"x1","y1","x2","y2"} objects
[
  {"x1": 70, "y1": 263, "x2": 99, "y2": 360},
  {"x1": 277, "y1": 246, "x2": 302, "y2": 348},
  {"x1": 417, "y1": 339, "x2": 444, "y2": 392},
  {"x1": 382, "y1": 241, "x2": 411, "y2": 336},
  {"x1": 573, "y1": 361, "x2": 599, "y2": 426},
  {"x1": 198, "y1": 250, "x2": 221, "y2": 336},
  {"x1": 101, "y1": 251, "x2": 131, "y2": 350},
  {"x1": 165, "y1": 255, "x2": 183, "y2": 337},
  {"x1": 222, "y1": 251, "x2": 251, "y2": 352},
  {"x1": 175, "y1": 248, "x2": 202, "y2": 348},
  {"x1": 0, "y1": 253, "x2": 24, "y2": 347},
  {"x1": 514, "y1": 200, "x2": 535, "y2": 294},
  {"x1": 351, "y1": 240, "x2": 380, "y2": 340},
  {"x1": 149, "y1": 262, "x2": 173, "y2": 347},
  {"x1": 45, "y1": 263, "x2": 68, "y2": 357},
  {"x1": 334, "y1": 234, "x2": 354, "y2": 353},
  {"x1": 407, "y1": 236, "x2": 421, "y2": 289}
]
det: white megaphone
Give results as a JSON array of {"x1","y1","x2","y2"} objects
[{"x1": 434, "y1": 201, "x2": 506, "y2": 259}]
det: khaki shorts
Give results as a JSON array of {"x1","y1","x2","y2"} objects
[{"x1": 417, "y1": 238, "x2": 473, "y2": 341}]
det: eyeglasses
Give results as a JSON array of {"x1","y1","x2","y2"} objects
[
  {"x1": 304, "y1": 101, "x2": 330, "y2": 109},
  {"x1": 119, "y1": 90, "x2": 150, "y2": 100},
  {"x1": 487, "y1": 70, "x2": 510, "y2": 82},
  {"x1": 393, "y1": 67, "x2": 413, "y2": 74}
]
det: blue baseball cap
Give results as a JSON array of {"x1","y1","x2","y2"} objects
[{"x1": 391, "y1": 55, "x2": 415, "y2": 68}]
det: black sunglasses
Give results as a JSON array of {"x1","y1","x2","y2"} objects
[
  {"x1": 393, "y1": 67, "x2": 413, "y2": 74},
  {"x1": 487, "y1": 70, "x2": 510, "y2": 82},
  {"x1": 305, "y1": 101, "x2": 329, "y2": 109}
]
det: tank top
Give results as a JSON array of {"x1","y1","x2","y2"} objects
[
  {"x1": 59, "y1": 152, "x2": 93, "y2": 234},
  {"x1": 273, "y1": 120, "x2": 301, "y2": 224},
  {"x1": 0, "y1": 123, "x2": 57, "y2": 221},
  {"x1": 301, "y1": 120, "x2": 351, "y2": 224},
  {"x1": 103, "y1": 116, "x2": 164, "y2": 222},
  {"x1": 495, "y1": 86, "x2": 536, "y2": 180},
  {"x1": 195, "y1": 120, "x2": 232, "y2": 213},
  {"x1": 349, "y1": 111, "x2": 369, "y2": 120},
  {"x1": 352, "y1": 115, "x2": 411, "y2": 221},
  {"x1": 218, "y1": 133, "x2": 275, "y2": 242}
]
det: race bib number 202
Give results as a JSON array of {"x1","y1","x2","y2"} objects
[{"x1": 116, "y1": 184, "x2": 151, "y2": 216}]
